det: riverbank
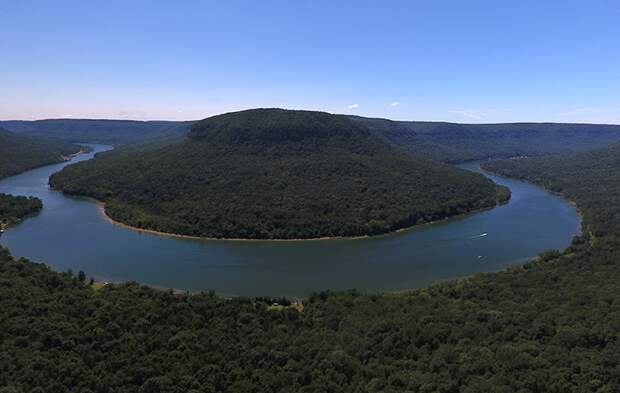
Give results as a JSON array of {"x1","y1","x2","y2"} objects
[
  {"x1": 61, "y1": 149, "x2": 88, "y2": 161},
  {"x1": 481, "y1": 163, "x2": 585, "y2": 238},
  {"x1": 90, "y1": 161, "x2": 510, "y2": 242},
  {"x1": 1, "y1": 148, "x2": 580, "y2": 297},
  {"x1": 97, "y1": 196, "x2": 509, "y2": 242}
]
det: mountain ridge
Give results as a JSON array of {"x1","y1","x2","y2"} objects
[{"x1": 4, "y1": 115, "x2": 620, "y2": 161}]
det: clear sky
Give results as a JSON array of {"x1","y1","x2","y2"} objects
[{"x1": 1, "y1": 1, "x2": 619, "y2": 123}]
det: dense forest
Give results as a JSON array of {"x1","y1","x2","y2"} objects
[
  {"x1": 49, "y1": 109, "x2": 509, "y2": 239},
  {"x1": 4, "y1": 116, "x2": 619, "y2": 162},
  {"x1": 352, "y1": 116, "x2": 620, "y2": 162},
  {"x1": 0, "y1": 194, "x2": 42, "y2": 228},
  {"x1": 0, "y1": 127, "x2": 83, "y2": 179},
  {"x1": 2, "y1": 141, "x2": 620, "y2": 391},
  {"x1": 482, "y1": 142, "x2": 620, "y2": 246}
]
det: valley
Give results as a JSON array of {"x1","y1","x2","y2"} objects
[{"x1": 0, "y1": 143, "x2": 579, "y2": 297}]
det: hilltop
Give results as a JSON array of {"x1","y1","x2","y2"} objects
[
  {"x1": 4, "y1": 117, "x2": 620, "y2": 161},
  {"x1": 50, "y1": 109, "x2": 508, "y2": 239}
]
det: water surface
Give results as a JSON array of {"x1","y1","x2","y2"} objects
[{"x1": 0, "y1": 145, "x2": 581, "y2": 297}]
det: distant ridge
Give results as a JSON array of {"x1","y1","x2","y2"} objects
[
  {"x1": 350, "y1": 116, "x2": 620, "y2": 162},
  {"x1": 4, "y1": 115, "x2": 620, "y2": 161},
  {"x1": 0, "y1": 119, "x2": 194, "y2": 145},
  {"x1": 0, "y1": 127, "x2": 82, "y2": 179}
]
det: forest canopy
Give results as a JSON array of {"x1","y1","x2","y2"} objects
[
  {"x1": 5, "y1": 116, "x2": 618, "y2": 161},
  {"x1": 49, "y1": 109, "x2": 509, "y2": 239},
  {"x1": 352, "y1": 117, "x2": 620, "y2": 162},
  {"x1": 0, "y1": 127, "x2": 83, "y2": 180},
  {"x1": 0, "y1": 194, "x2": 42, "y2": 228},
  {"x1": 2, "y1": 142, "x2": 620, "y2": 391}
]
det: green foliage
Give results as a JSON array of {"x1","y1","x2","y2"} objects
[
  {"x1": 4, "y1": 113, "x2": 620, "y2": 391},
  {"x1": 482, "y1": 142, "x2": 620, "y2": 244},
  {"x1": 0, "y1": 116, "x2": 620, "y2": 162},
  {"x1": 0, "y1": 193, "x2": 42, "y2": 227},
  {"x1": 1, "y1": 123, "x2": 620, "y2": 391},
  {"x1": 1, "y1": 209, "x2": 619, "y2": 392},
  {"x1": 5, "y1": 115, "x2": 620, "y2": 161},
  {"x1": 353, "y1": 116, "x2": 620, "y2": 162},
  {"x1": 49, "y1": 109, "x2": 507, "y2": 239},
  {"x1": 0, "y1": 127, "x2": 83, "y2": 179}
]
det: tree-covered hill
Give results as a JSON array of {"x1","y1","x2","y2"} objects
[
  {"x1": 2, "y1": 141, "x2": 620, "y2": 391},
  {"x1": 0, "y1": 127, "x2": 83, "y2": 179},
  {"x1": 0, "y1": 119, "x2": 193, "y2": 145},
  {"x1": 5, "y1": 116, "x2": 620, "y2": 161},
  {"x1": 352, "y1": 116, "x2": 620, "y2": 162},
  {"x1": 49, "y1": 109, "x2": 508, "y2": 239}
]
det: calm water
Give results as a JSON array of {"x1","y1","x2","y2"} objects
[{"x1": 0, "y1": 144, "x2": 581, "y2": 297}]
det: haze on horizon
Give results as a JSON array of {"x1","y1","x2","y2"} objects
[{"x1": 1, "y1": 0, "x2": 619, "y2": 124}]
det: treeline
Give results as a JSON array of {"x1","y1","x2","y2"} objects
[
  {"x1": 0, "y1": 127, "x2": 83, "y2": 179},
  {"x1": 0, "y1": 119, "x2": 193, "y2": 145},
  {"x1": 50, "y1": 109, "x2": 508, "y2": 239},
  {"x1": 0, "y1": 194, "x2": 42, "y2": 228},
  {"x1": 482, "y1": 143, "x2": 620, "y2": 243},
  {"x1": 352, "y1": 116, "x2": 620, "y2": 162},
  {"x1": 2, "y1": 144, "x2": 620, "y2": 391},
  {"x1": 4, "y1": 116, "x2": 620, "y2": 162}
]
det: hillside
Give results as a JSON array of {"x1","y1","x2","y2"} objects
[
  {"x1": 0, "y1": 119, "x2": 193, "y2": 145},
  {"x1": 352, "y1": 117, "x2": 620, "y2": 162},
  {"x1": 2, "y1": 141, "x2": 620, "y2": 391},
  {"x1": 0, "y1": 127, "x2": 83, "y2": 179},
  {"x1": 483, "y1": 142, "x2": 620, "y2": 241},
  {"x1": 5, "y1": 117, "x2": 620, "y2": 161},
  {"x1": 50, "y1": 109, "x2": 508, "y2": 239}
]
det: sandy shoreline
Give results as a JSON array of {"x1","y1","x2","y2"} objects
[
  {"x1": 62, "y1": 149, "x2": 89, "y2": 161},
  {"x1": 67, "y1": 147, "x2": 510, "y2": 242},
  {"x1": 96, "y1": 199, "x2": 505, "y2": 242}
]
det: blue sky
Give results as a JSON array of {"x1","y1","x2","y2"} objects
[{"x1": 1, "y1": 1, "x2": 619, "y2": 123}]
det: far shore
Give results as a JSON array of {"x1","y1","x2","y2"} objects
[{"x1": 62, "y1": 148, "x2": 90, "y2": 161}]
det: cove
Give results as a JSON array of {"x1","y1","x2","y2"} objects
[{"x1": 0, "y1": 144, "x2": 581, "y2": 298}]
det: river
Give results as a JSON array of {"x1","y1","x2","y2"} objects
[{"x1": 0, "y1": 144, "x2": 581, "y2": 297}]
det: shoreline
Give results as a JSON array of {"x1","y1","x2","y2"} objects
[
  {"x1": 481, "y1": 164, "x2": 585, "y2": 237},
  {"x1": 96, "y1": 198, "x2": 506, "y2": 242},
  {"x1": 65, "y1": 149, "x2": 511, "y2": 242},
  {"x1": 62, "y1": 148, "x2": 89, "y2": 161}
]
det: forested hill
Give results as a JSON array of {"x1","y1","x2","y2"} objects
[
  {"x1": 4, "y1": 116, "x2": 620, "y2": 161},
  {"x1": 50, "y1": 108, "x2": 508, "y2": 239},
  {"x1": 0, "y1": 119, "x2": 193, "y2": 145},
  {"x1": 352, "y1": 116, "x2": 620, "y2": 162},
  {"x1": 2, "y1": 142, "x2": 620, "y2": 391},
  {"x1": 0, "y1": 127, "x2": 83, "y2": 179}
]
